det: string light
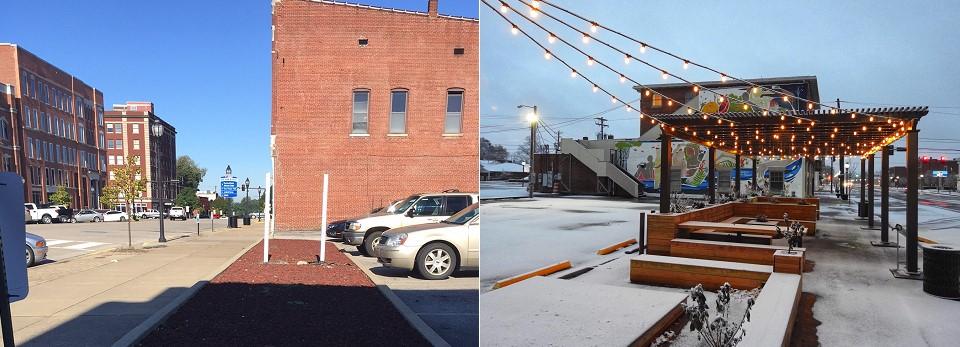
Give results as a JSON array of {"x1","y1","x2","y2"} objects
[
  {"x1": 531, "y1": 0, "x2": 540, "y2": 8},
  {"x1": 619, "y1": 74, "x2": 626, "y2": 83},
  {"x1": 589, "y1": 22, "x2": 599, "y2": 33},
  {"x1": 570, "y1": 69, "x2": 577, "y2": 78},
  {"x1": 511, "y1": 24, "x2": 519, "y2": 35},
  {"x1": 751, "y1": 87, "x2": 759, "y2": 94},
  {"x1": 720, "y1": 73, "x2": 728, "y2": 82},
  {"x1": 529, "y1": 7, "x2": 539, "y2": 18},
  {"x1": 683, "y1": 60, "x2": 690, "y2": 70},
  {"x1": 499, "y1": 2, "x2": 508, "y2": 13},
  {"x1": 639, "y1": 43, "x2": 647, "y2": 53},
  {"x1": 661, "y1": 70, "x2": 669, "y2": 79},
  {"x1": 543, "y1": 51, "x2": 552, "y2": 60},
  {"x1": 624, "y1": 54, "x2": 631, "y2": 64},
  {"x1": 693, "y1": 85, "x2": 700, "y2": 93},
  {"x1": 581, "y1": 33, "x2": 590, "y2": 44},
  {"x1": 586, "y1": 56, "x2": 594, "y2": 66},
  {"x1": 611, "y1": 96, "x2": 617, "y2": 104},
  {"x1": 644, "y1": 90, "x2": 650, "y2": 97},
  {"x1": 547, "y1": 33, "x2": 557, "y2": 43},
  {"x1": 592, "y1": 84, "x2": 598, "y2": 93}
]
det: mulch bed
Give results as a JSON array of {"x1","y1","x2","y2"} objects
[
  {"x1": 139, "y1": 239, "x2": 430, "y2": 346},
  {"x1": 790, "y1": 292, "x2": 821, "y2": 347}
]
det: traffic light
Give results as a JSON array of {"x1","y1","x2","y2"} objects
[
  {"x1": 941, "y1": 156, "x2": 946, "y2": 164},
  {"x1": 922, "y1": 156, "x2": 930, "y2": 164}
]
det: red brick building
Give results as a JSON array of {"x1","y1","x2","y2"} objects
[
  {"x1": 104, "y1": 101, "x2": 177, "y2": 212},
  {"x1": 271, "y1": 0, "x2": 479, "y2": 230},
  {"x1": 0, "y1": 44, "x2": 107, "y2": 208}
]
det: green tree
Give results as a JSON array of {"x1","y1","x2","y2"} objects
[
  {"x1": 105, "y1": 155, "x2": 146, "y2": 249},
  {"x1": 49, "y1": 185, "x2": 72, "y2": 206},
  {"x1": 211, "y1": 197, "x2": 233, "y2": 215},
  {"x1": 174, "y1": 189, "x2": 200, "y2": 212},
  {"x1": 100, "y1": 185, "x2": 120, "y2": 209},
  {"x1": 176, "y1": 156, "x2": 207, "y2": 190}
]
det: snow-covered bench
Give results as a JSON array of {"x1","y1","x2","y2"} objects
[
  {"x1": 688, "y1": 229, "x2": 773, "y2": 245},
  {"x1": 738, "y1": 272, "x2": 803, "y2": 347},
  {"x1": 670, "y1": 239, "x2": 805, "y2": 266},
  {"x1": 630, "y1": 254, "x2": 772, "y2": 290}
]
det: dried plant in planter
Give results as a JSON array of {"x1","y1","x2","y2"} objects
[
  {"x1": 684, "y1": 283, "x2": 756, "y2": 347},
  {"x1": 756, "y1": 214, "x2": 768, "y2": 222}
]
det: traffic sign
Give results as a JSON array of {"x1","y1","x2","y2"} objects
[
  {"x1": 932, "y1": 171, "x2": 948, "y2": 178},
  {"x1": 220, "y1": 177, "x2": 239, "y2": 198}
]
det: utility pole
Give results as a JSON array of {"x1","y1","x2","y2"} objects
[
  {"x1": 518, "y1": 105, "x2": 539, "y2": 199},
  {"x1": 595, "y1": 117, "x2": 608, "y2": 140}
]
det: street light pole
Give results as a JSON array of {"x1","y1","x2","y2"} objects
[{"x1": 518, "y1": 105, "x2": 538, "y2": 199}]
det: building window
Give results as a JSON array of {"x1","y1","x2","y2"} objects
[
  {"x1": 108, "y1": 156, "x2": 115, "y2": 166},
  {"x1": 23, "y1": 106, "x2": 30, "y2": 128},
  {"x1": 109, "y1": 171, "x2": 115, "y2": 180},
  {"x1": 106, "y1": 123, "x2": 114, "y2": 133},
  {"x1": 133, "y1": 139, "x2": 140, "y2": 150},
  {"x1": 107, "y1": 139, "x2": 115, "y2": 149},
  {"x1": 115, "y1": 140, "x2": 123, "y2": 150},
  {"x1": 652, "y1": 94, "x2": 663, "y2": 108},
  {"x1": 116, "y1": 123, "x2": 123, "y2": 134},
  {"x1": 133, "y1": 123, "x2": 140, "y2": 134},
  {"x1": 117, "y1": 155, "x2": 124, "y2": 165},
  {"x1": 0, "y1": 118, "x2": 8, "y2": 140},
  {"x1": 390, "y1": 90, "x2": 407, "y2": 134},
  {"x1": 352, "y1": 90, "x2": 369, "y2": 134},
  {"x1": 444, "y1": 90, "x2": 464, "y2": 134}
]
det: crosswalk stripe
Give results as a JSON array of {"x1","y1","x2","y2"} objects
[
  {"x1": 45, "y1": 240, "x2": 73, "y2": 246},
  {"x1": 63, "y1": 242, "x2": 108, "y2": 250}
]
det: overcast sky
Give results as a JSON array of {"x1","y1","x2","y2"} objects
[{"x1": 480, "y1": 0, "x2": 960, "y2": 171}]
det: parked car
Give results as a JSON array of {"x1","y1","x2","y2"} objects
[
  {"x1": 375, "y1": 203, "x2": 479, "y2": 280},
  {"x1": 24, "y1": 203, "x2": 59, "y2": 224},
  {"x1": 73, "y1": 209, "x2": 104, "y2": 223},
  {"x1": 102, "y1": 210, "x2": 128, "y2": 222},
  {"x1": 168, "y1": 206, "x2": 188, "y2": 220},
  {"x1": 26, "y1": 232, "x2": 48, "y2": 267},
  {"x1": 41, "y1": 204, "x2": 74, "y2": 223},
  {"x1": 137, "y1": 209, "x2": 161, "y2": 219},
  {"x1": 342, "y1": 191, "x2": 478, "y2": 256}
]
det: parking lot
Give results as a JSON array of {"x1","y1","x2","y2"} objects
[{"x1": 26, "y1": 218, "x2": 231, "y2": 263}]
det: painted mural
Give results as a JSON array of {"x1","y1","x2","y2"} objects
[
  {"x1": 622, "y1": 141, "x2": 807, "y2": 196},
  {"x1": 696, "y1": 83, "x2": 808, "y2": 114}
]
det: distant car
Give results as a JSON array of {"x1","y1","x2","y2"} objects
[
  {"x1": 168, "y1": 206, "x2": 188, "y2": 220},
  {"x1": 375, "y1": 203, "x2": 479, "y2": 280},
  {"x1": 24, "y1": 203, "x2": 59, "y2": 224},
  {"x1": 26, "y1": 232, "x2": 48, "y2": 267},
  {"x1": 40, "y1": 204, "x2": 74, "y2": 223},
  {"x1": 73, "y1": 209, "x2": 104, "y2": 223},
  {"x1": 137, "y1": 209, "x2": 161, "y2": 219},
  {"x1": 103, "y1": 210, "x2": 128, "y2": 222},
  {"x1": 248, "y1": 212, "x2": 265, "y2": 219}
]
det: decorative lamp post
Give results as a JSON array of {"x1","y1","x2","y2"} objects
[{"x1": 518, "y1": 105, "x2": 538, "y2": 199}]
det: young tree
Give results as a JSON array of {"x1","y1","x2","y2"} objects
[
  {"x1": 174, "y1": 189, "x2": 200, "y2": 211},
  {"x1": 105, "y1": 155, "x2": 146, "y2": 249},
  {"x1": 49, "y1": 185, "x2": 72, "y2": 206}
]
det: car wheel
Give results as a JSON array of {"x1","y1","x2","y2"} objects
[
  {"x1": 120, "y1": 216, "x2": 126, "y2": 222},
  {"x1": 361, "y1": 230, "x2": 384, "y2": 257},
  {"x1": 70, "y1": 217, "x2": 77, "y2": 223},
  {"x1": 416, "y1": 243, "x2": 457, "y2": 280},
  {"x1": 41, "y1": 214, "x2": 52, "y2": 224},
  {"x1": 94, "y1": 217, "x2": 102, "y2": 222},
  {"x1": 26, "y1": 246, "x2": 35, "y2": 267}
]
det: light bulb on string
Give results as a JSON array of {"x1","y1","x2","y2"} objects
[
  {"x1": 683, "y1": 60, "x2": 690, "y2": 70},
  {"x1": 570, "y1": 69, "x2": 577, "y2": 78},
  {"x1": 589, "y1": 22, "x2": 599, "y2": 33},
  {"x1": 720, "y1": 73, "x2": 728, "y2": 82},
  {"x1": 693, "y1": 85, "x2": 700, "y2": 93},
  {"x1": 644, "y1": 90, "x2": 650, "y2": 97},
  {"x1": 510, "y1": 24, "x2": 519, "y2": 35},
  {"x1": 624, "y1": 54, "x2": 631, "y2": 64},
  {"x1": 547, "y1": 33, "x2": 557, "y2": 44},
  {"x1": 611, "y1": 96, "x2": 617, "y2": 104},
  {"x1": 531, "y1": 0, "x2": 540, "y2": 8},
  {"x1": 586, "y1": 56, "x2": 594, "y2": 66},
  {"x1": 661, "y1": 70, "x2": 669, "y2": 80},
  {"x1": 752, "y1": 86, "x2": 759, "y2": 94},
  {"x1": 581, "y1": 33, "x2": 590, "y2": 44},
  {"x1": 639, "y1": 43, "x2": 647, "y2": 53},
  {"x1": 543, "y1": 51, "x2": 552, "y2": 60},
  {"x1": 499, "y1": 2, "x2": 508, "y2": 13},
  {"x1": 619, "y1": 74, "x2": 626, "y2": 83},
  {"x1": 529, "y1": 7, "x2": 539, "y2": 18},
  {"x1": 592, "y1": 84, "x2": 598, "y2": 93}
]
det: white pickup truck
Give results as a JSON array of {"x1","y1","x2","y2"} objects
[{"x1": 24, "y1": 203, "x2": 60, "y2": 224}]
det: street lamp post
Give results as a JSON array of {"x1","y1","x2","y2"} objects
[
  {"x1": 518, "y1": 105, "x2": 538, "y2": 199},
  {"x1": 241, "y1": 177, "x2": 266, "y2": 220}
]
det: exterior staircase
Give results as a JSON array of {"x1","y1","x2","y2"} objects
[{"x1": 560, "y1": 138, "x2": 643, "y2": 198}]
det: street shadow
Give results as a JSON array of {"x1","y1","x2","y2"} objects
[
  {"x1": 390, "y1": 289, "x2": 480, "y2": 347},
  {"x1": 18, "y1": 286, "x2": 192, "y2": 347},
  {"x1": 369, "y1": 266, "x2": 479, "y2": 279}
]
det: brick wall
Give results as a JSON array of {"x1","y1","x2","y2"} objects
[{"x1": 271, "y1": 0, "x2": 478, "y2": 230}]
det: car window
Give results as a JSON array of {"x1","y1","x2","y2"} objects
[
  {"x1": 393, "y1": 195, "x2": 421, "y2": 214},
  {"x1": 444, "y1": 195, "x2": 471, "y2": 215},
  {"x1": 444, "y1": 203, "x2": 478, "y2": 225},
  {"x1": 412, "y1": 196, "x2": 443, "y2": 216}
]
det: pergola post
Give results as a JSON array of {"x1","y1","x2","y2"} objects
[
  {"x1": 905, "y1": 128, "x2": 920, "y2": 274},
  {"x1": 707, "y1": 147, "x2": 716, "y2": 204},
  {"x1": 874, "y1": 145, "x2": 896, "y2": 247},
  {"x1": 751, "y1": 157, "x2": 757, "y2": 193},
  {"x1": 859, "y1": 158, "x2": 866, "y2": 217},
  {"x1": 734, "y1": 153, "x2": 741, "y2": 198},
  {"x1": 659, "y1": 134, "x2": 672, "y2": 213},
  {"x1": 839, "y1": 154, "x2": 846, "y2": 198},
  {"x1": 867, "y1": 153, "x2": 876, "y2": 228}
]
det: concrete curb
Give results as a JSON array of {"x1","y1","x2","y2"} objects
[
  {"x1": 375, "y1": 284, "x2": 451, "y2": 347},
  {"x1": 111, "y1": 234, "x2": 264, "y2": 347}
]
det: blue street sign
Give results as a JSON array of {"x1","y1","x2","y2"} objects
[
  {"x1": 220, "y1": 177, "x2": 238, "y2": 198},
  {"x1": 932, "y1": 170, "x2": 948, "y2": 178}
]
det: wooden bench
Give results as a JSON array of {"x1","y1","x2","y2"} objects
[
  {"x1": 677, "y1": 221, "x2": 778, "y2": 236},
  {"x1": 630, "y1": 254, "x2": 772, "y2": 290},
  {"x1": 670, "y1": 239, "x2": 804, "y2": 265},
  {"x1": 738, "y1": 273, "x2": 803, "y2": 347},
  {"x1": 687, "y1": 229, "x2": 773, "y2": 245}
]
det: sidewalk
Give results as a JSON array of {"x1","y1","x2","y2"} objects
[{"x1": 10, "y1": 226, "x2": 262, "y2": 346}]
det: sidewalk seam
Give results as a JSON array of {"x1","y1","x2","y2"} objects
[
  {"x1": 375, "y1": 284, "x2": 451, "y2": 347},
  {"x1": 111, "y1": 232, "x2": 263, "y2": 347}
]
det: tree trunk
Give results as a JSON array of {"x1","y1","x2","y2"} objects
[{"x1": 127, "y1": 201, "x2": 133, "y2": 249}]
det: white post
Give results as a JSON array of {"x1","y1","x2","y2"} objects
[
  {"x1": 320, "y1": 174, "x2": 329, "y2": 262},
  {"x1": 263, "y1": 172, "x2": 272, "y2": 263}
]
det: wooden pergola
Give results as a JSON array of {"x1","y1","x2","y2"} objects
[{"x1": 649, "y1": 106, "x2": 930, "y2": 276}]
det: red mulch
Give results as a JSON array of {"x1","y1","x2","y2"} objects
[
  {"x1": 139, "y1": 239, "x2": 430, "y2": 346},
  {"x1": 790, "y1": 292, "x2": 821, "y2": 347}
]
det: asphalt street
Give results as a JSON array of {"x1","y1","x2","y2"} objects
[{"x1": 26, "y1": 217, "x2": 232, "y2": 263}]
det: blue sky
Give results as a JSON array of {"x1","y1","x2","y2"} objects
[
  {"x1": 481, "y1": 0, "x2": 960, "y2": 170},
  {"x1": 1, "y1": 0, "x2": 477, "y2": 191}
]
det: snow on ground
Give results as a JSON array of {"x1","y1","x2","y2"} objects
[
  {"x1": 804, "y1": 196, "x2": 960, "y2": 346},
  {"x1": 479, "y1": 195, "x2": 656, "y2": 291},
  {"x1": 846, "y1": 189, "x2": 960, "y2": 245},
  {"x1": 480, "y1": 181, "x2": 529, "y2": 200}
]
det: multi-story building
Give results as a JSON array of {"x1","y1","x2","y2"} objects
[
  {"x1": 271, "y1": 0, "x2": 479, "y2": 230},
  {"x1": 0, "y1": 44, "x2": 107, "y2": 207},
  {"x1": 103, "y1": 101, "x2": 177, "y2": 212}
]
